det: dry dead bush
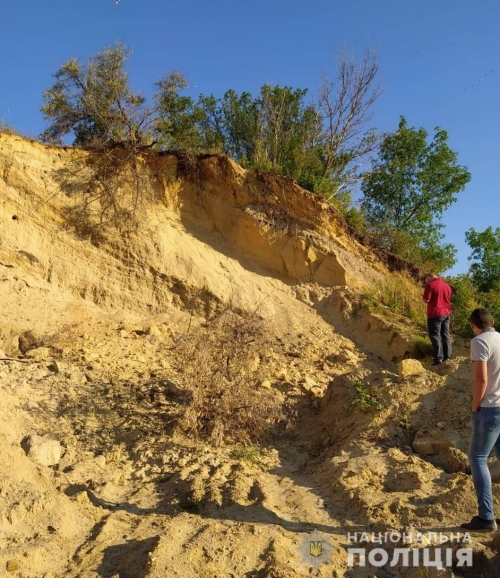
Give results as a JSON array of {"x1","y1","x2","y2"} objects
[
  {"x1": 55, "y1": 145, "x2": 160, "y2": 244},
  {"x1": 174, "y1": 310, "x2": 283, "y2": 446},
  {"x1": 39, "y1": 323, "x2": 83, "y2": 353}
]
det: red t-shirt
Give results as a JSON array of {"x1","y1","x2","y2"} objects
[{"x1": 423, "y1": 278, "x2": 452, "y2": 318}]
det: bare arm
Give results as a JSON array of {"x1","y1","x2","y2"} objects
[
  {"x1": 422, "y1": 283, "x2": 431, "y2": 303},
  {"x1": 472, "y1": 361, "x2": 488, "y2": 411}
]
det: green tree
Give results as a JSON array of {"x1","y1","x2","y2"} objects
[
  {"x1": 361, "y1": 116, "x2": 471, "y2": 270},
  {"x1": 483, "y1": 290, "x2": 500, "y2": 329},
  {"x1": 195, "y1": 86, "x2": 322, "y2": 182},
  {"x1": 193, "y1": 94, "x2": 226, "y2": 153},
  {"x1": 465, "y1": 226, "x2": 500, "y2": 293},
  {"x1": 219, "y1": 89, "x2": 261, "y2": 164},
  {"x1": 257, "y1": 85, "x2": 321, "y2": 180},
  {"x1": 41, "y1": 43, "x2": 152, "y2": 146},
  {"x1": 154, "y1": 72, "x2": 202, "y2": 151},
  {"x1": 41, "y1": 43, "x2": 193, "y2": 150}
]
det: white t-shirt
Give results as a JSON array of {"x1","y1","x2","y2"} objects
[{"x1": 471, "y1": 328, "x2": 500, "y2": 407}]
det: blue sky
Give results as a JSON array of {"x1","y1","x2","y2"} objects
[{"x1": 0, "y1": 0, "x2": 498, "y2": 274}]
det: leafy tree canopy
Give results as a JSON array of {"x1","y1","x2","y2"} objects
[
  {"x1": 41, "y1": 42, "x2": 191, "y2": 149},
  {"x1": 41, "y1": 43, "x2": 380, "y2": 210},
  {"x1": 465, "y1": 226, "x2": 500, "y2": 293},
  {"x1": 361, "y1": 116, "x2": 471, "y2": 271}
]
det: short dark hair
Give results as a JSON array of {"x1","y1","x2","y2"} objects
[{"x1": 470, "y1": 308, "x2": 494, "y2": 330}]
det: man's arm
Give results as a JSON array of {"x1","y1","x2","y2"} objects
[
  {"x1": 472, "y1": 361, "x2": 488, "y2": 411},
  {"x1": 422, "y1": 284, "x2": 431, "y2": 303}
]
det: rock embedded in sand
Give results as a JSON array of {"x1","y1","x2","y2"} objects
[
  {"x1": 145, "y1": 324, "x2": 162, "y2": 336},
  {"x1": 6, "y1": 560, "x2": 19, "y2": 572},
  {"x1": 25, "y1": 347, "x2": 51, "y2": 360},
  {"x1": 412, "y1": 426, "x2": 462, "y2": 456},
  {"x1": 338, "y1": 349, "x2": 359, "y2": 364},
  {"x1": 21, "y1": 434, "x2": 61, "y2": 466},
  {"x1": 398, "y1": 358, "x2": 425, "y2": 380}
]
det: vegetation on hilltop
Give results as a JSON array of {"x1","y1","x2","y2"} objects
[
  {"x1": 449, "y1": 227, "x2": 500, "y2": 337},
  {"x1": 4, "y1": 41, "x2": 496, "y2": 335}
]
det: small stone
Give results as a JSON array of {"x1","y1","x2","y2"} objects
[
  {"x1": 8, "y1": 503, "x2": 27, "y2": 525},
  {"x1": 6, "y1": 560, "x2": 19, "y2": 572},
  {"x1": 306, "y1": 246, "x2": 318, "y2": 263},
  {"x1": 48, "y1": 360, "x2": 60, "y2": 373},
  {"x1": 25, "y1": 347, "x2": 51, "y2": 360},
  {"x1": 301, "y1": 376, "x2": 318, "y2": 390},
  {"x1": 399, "y1": 359, "x2": 425, "y2": 380},
  {"x1": 310, "y1": 386, "x2": 323, "y2": 398},
  {"x1": 248, "y1": 355, "x2": 260, "y2": 372},
  {"x1": 276, "y1": 368, "x2": 289, "y2": 381},
  {"x1": 75, "y1": 490, "x2": 91, "y2": 504},
  {"x1": 343, "y1": 341, "x2": 356, "y2": 352},
  {"x1": 412, "y1": 439, "x2": 436, "y2": 455},
  {"x1": 21, "y1": 434, "x2": 61, "y2": 466},
  {"x1": 146, "y1": 325, "x2": 162, "y2": 336},
  {"x1": 338, "y1": 349, "x2": 359, "y2": 364},
  {"x1": 119, "y1": 329, "x2": 129, "y2": 338},
  {"x1": 260, "y1": 379, "x2": 272, "y2": 389},
  {"x1": 412, "y1": 427, "x2": 462, "y2": 458},
  {"x1": 18, "y1": 332, "x2": 37, "y2": 354},
  {"x1": 94, "y1": 455, "x2": 106, "y2": 468}
]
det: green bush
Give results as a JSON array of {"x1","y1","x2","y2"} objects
[
  {"x1": 358, "y1": 277, "x2": 427, "y2": 329},
  {"x1": 411, "y1": 336, "x2": 433, "y2": 359},
  {"x1": 447, "y1": 275, "x2": 482, "y2": 338},
  {"x1": 483, "y1": 290, "x2": 500, "y2": 330},
  {"x1": 352, "y1": 380, "x2": 385, "y2": 413},
  {"x1": 230, "y1": 445, "x2": 262, "y2": 465}
]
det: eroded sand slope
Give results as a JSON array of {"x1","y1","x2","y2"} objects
[{"x1": 1, "y1": 133, "x2": 499, "y2": 577}]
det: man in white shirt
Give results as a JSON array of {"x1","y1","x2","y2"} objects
[{"x1": 461, "y1": 308, "x2": 500, "y2": 531}]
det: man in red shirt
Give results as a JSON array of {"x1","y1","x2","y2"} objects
[{"x1": 422, "y1": 273, "x2": 453, "y2": 366}]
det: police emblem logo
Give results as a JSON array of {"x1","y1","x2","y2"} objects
[
  {"x1": 297, "y1": 530, "x2": 336, "y2": 568},
  {"x1": 310, "y1": 540, "x2": 323, "y2": 557}
]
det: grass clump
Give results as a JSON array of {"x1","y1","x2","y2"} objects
[
  {"x1": 230, "y1": 444, "x2": 262, "y2": 465},
  {"x1": 411, "y1": 335, "x2": 433, "y2": 359},
  {"x1": 352, "y1": 380, "x2": 385, "y2": 413},
  {"x1": 358, "y1": 275, "x2": 427, "y2": 328}
]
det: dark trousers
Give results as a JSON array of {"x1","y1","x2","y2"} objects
[{"x1": 427, "y1": 315, "x2": 451, "y2": 363}]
